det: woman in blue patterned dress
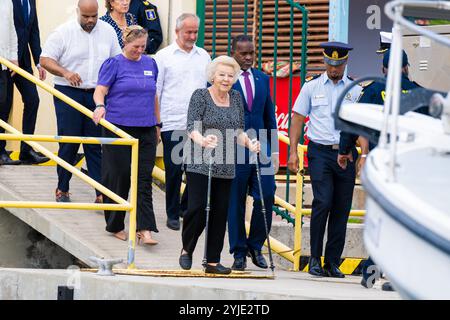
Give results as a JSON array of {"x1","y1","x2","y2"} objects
[{"x1": 100, "y1": 0, "x2": 137, "y2": 48}]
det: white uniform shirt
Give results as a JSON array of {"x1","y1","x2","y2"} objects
[
  {"x1": 0, "y1": 0, "x2": 18, "y2": 70},
  {"x1": 41, "y1": 20, "x2": 122, "y2": 89},
  {"x1": 154, "y1": 42, "x2": 211, "y2": 132},
  {"x1": 293, "y1": 72, "x2": 362, "y2": 145}
]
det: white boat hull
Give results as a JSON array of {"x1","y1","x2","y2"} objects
[{"x1": 363, "y1": 147, "x2": 450, "y2": 299}]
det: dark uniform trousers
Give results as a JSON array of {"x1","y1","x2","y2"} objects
[
  {"x1": 182, "y1": 172, "x2": 232, "y2": 263},
  {"x1": 307, "y1": 140, "x2": 357, "y2": 265},
  {"x1": 161, "y1": 130, "x2": 188, "y2": 220},
  {"x1": 227, "y1": 162, "x2": 275, "y2": 259},
  {"x1": 53, "y1": 85, "x2": 101, "y2": 196},
  {"x1": 102, "y1": 125, "x2": 158, "y2": 233},
  {"x1": 0, "y1": 66, "x2": 40, "y2": 155}
]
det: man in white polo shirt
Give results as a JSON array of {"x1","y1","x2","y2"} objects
[
  {"x1": 40, "y1": 0, "x2": 121, "y2": 203},
  {"x1": 155, "y1": 13, "x2": 211, "y2": 231}
]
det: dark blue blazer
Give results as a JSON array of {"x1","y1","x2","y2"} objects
[
  {"x1": 233, "y1": 68, "x2": 278, "y2": 160},
  {"x1": 12, "y1": 0, "x2": 42, "y2": 68}
]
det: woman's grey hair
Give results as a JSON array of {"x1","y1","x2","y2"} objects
[
  {"x1": 206, "y1": 56, "x2": 241, "y2": 84},
  {"x1": 175, "y1": 13, "x2": 200, "y2": 30}
]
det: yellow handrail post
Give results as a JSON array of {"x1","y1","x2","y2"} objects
[
  {"x1": 127, "y1": 140, "x2": 139, "y2": 269},
  {"x1": 293, "y1": 147, "x2": 304, "y2": 271}
]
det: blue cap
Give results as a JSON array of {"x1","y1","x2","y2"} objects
[
  {"x1": 320, "y1": 41, "x2": 353, "y2": 66},
  {"x1": 383, "y1": 49, "x2": 409, "y2": 68}
]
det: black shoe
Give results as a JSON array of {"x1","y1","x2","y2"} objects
[
  {"x1": 361, "y1": 277, "x2": 369, "y2": 288},
  {"x1": 0, "y1": 153, "x2": 21, "y2": 165},
  {"x1": 179, "y1": 250, "x2": 192, "y2": 270},
  {"x1": 308, "y1": 257, "x2": 325, "y2": 276},
  {"x1": 247, "y1": 249, "x2": 268, "y2": 269},
  {"x1": 323, "y1": 262, "x2": 345, "y2": 278},
  {"x1": 231, "y1": 257, "x2": 247, "y2": 271},
  {"x1": 166, "y1": 218, "x2": 180, "y2": 230},
  {"x1": 382, "y1": 282, "x2": 395, "y2": 291},
  {"x1": 19, "y1": 150, "x2": 49, "y2": 164},
  {"x1": 205, "y1": 263, "x2": 231, "y2": 275}
]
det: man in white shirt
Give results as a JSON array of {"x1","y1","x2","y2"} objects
[
  {"x1": 40, "y1": 0, "x2": 121, "y2": 203},
  {"x1": 154, "y1": 13, "x2": 211, "y2": 231},
  {"x1": 0, "y1": 0, "x2": 20, "y2": 165}
]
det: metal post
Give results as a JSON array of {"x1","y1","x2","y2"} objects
[
  {"x1": 293, "y1": 148, "x2": 304, "y2": 272},
  {"x1": 272, "y1": 0, "x2": 279, "y2": 105},
  {"x1": 196, "y1": 0, "x2": 206, "y2": 48},
  {"x1": 244, "y1": 0, "x2": 248, "y2": 35},
  {"x1": 127, "y1": 140, "x2": 139, "y2": 269},
  {"x1": 227, "y1": 0, "x2": 232, "y2": 56},
  {"x1": 212, "y1": 0, "x2": 217, "y2": 59},
  {"x1": 258, "y1": 0, "x2": 263, "y2": 69}
]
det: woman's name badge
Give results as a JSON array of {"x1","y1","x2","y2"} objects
[{"x1": 144, "y1": 70, "x2": 153, "y2": 76}]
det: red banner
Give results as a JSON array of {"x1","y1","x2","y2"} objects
[{"x1": 269, "y1": 76, "x2": 308, "y2": 167}]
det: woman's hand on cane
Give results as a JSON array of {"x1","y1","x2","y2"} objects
[
  {"x1": 249, "y1": 139, "x2": 261, "y2": 153},
  {"x1": 202, "y1": 135, "x2": 218, "y2": 149}
]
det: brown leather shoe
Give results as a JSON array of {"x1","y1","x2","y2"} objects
[
  {"x1": 94, "y1": 195, "x2": 103, "y2": 203},
  {"x1": 113, "y1": 230, "x2": 127, "y2": 241},
  {"x1": 137, "y1": 230, "x2": 158, "y2": 245},
  {"x1": 55, "y1": 189, "x2": 71, "y2": 202}
]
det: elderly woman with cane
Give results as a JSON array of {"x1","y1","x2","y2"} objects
[{"x1": 179, "y1": 55, "x2": 260, "y2": 274}]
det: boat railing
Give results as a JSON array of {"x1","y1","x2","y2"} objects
[{"x1": 382, "y1": 1, "x2": 450, "y2": 182}]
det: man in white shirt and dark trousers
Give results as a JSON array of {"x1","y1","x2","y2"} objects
[
  {"x1": 40, "y1": 0, "x2": 122, "y2": 203},
  {"x1": 154, "y1": 13, "x2": 211, "y2": 231},
  {"x1": 0, "y1": 0, "x2": 20, "y2": 165}
]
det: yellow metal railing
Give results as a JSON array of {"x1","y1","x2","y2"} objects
[
  {"x1": 275, "y1": 133, "x2": 366, "y2": 271},
  {"x1": 0, "y1": 56, "x2": 140, "y2": 269}
]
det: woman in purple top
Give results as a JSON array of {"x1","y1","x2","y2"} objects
[{"x1": 93, "y1": 25, "x2": 161, "y2": 245}]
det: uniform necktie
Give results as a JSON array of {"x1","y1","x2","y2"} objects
[
  {"x1": 243, "y1": 71, "x2": 253, "y2": 112},
  {"x1": 22, "y1": 0, "x2": 30, "y2": 25}
]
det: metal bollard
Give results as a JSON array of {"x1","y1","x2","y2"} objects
[{"x1": 89, "y1": 256, "x2": 124, "y2": 276}]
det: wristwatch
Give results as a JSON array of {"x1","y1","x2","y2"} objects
[
  {"x1": 156, "y1": 122, "x2": 163, "y2": 128},
  {"x1": 361, "y1": 154, "x2": 368, "y2": 158},
  {"x1": 95, "y1": 104, "x2": 105, "y2": 109}
]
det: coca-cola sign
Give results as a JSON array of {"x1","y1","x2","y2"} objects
[{"x1": 270, "y1": 76, "x2": 308, "y2": 167}]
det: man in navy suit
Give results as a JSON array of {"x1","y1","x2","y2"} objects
[
  {"x1": 228, "y1": 35, "x2": 279, "y2": 271},
  {"x1": 0, "y1": 0, "x2": 49, "y2": 165}
]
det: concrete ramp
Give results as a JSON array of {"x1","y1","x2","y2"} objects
[{"x1": 0, "y1": 166, "x2": 235, "y2": 270}]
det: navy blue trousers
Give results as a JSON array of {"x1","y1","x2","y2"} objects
[
  {"x1": 53, "y1": 85, "x2": 101, "y2": 196},
  {"x1": 0, "y1": 67, "x2": 40, "y2": 154},
  {"x1": 227, "y1": 162, "x2": 276, "y2": 259},
  {"x1": 161, "y1": 130, "x2": 188, "y2": 220},
  {"x1": 307, "y1": 141, "x2": 357, "y2": 265}
]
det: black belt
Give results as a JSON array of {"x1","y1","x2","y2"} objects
[
  {"x1": 71, "y1": 87, "x2": 95, "y2": 93},
  {"x1": 309, "y1": 140, "x2": 339, "y2": 151},
  {"x1": 56, "y1": 85, "x2": 95, "y2": 93}
]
